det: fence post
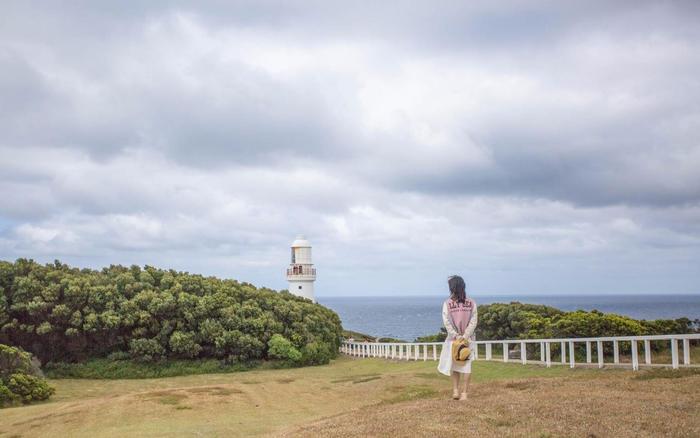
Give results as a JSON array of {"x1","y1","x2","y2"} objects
[
  {"x1": 613, "y1": 340, "x2": 620, "y2": 364},
  {"x1": 644, "y1": 340, "x2": 651, "y2": 365},
  {"x1": 486, "y1": 343, "x2": 492, "y2": 360},
  {"x1": 423, "y1": 345, "x2": 427, "y2": 361},
  {"x1": 597, "y1": 340, "x2": 604, "y2": 368},
  {"x1": 586, "y1": 341, "x2": 592, "y2": 363},
  {"x1": 671, "y1": 338, "x2": 679, "y2": 369},
  {"x1": 569, "y1": 341, "x2": 575, "y2": 368},
  {"x1": 683, "y1": 339, "x2": 690, "y2": 365},
  {"x1": 540, "y1": 342, "x2": 545, "y2": 363},
  {"x1": 631, "y1": 340, "x2": 639, "y2": 371},
  {"x1": 473, "y1": 343, "x2": 478, "y2": 360},
  {"x1": 545, "y1": 342, "x2": 552, "y2": 368},
  {"x1": 415, "y1": 344, "x2": 419, "y2": 361},
  {"x1": 503, "y1": 342, "x2": 509, "y2": 362},
  {"x1": 521, "y1": 341, "x2": 527, "y2": 365},
  {"x1": 560, "y1": 341, "x2": 566, "y2": 364},
  {"x1": 433, "y1": 344, "x2": 438, "y2": 360}
]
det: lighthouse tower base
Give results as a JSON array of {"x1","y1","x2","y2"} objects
[{"x1": 288, "y1": 280, "x2": 315, "y2": 302}]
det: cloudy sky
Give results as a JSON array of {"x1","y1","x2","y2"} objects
[{"x1": 1, "y1": 1, "x2": 699, "y2": 296}]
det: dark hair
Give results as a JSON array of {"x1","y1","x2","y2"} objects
[{"x1": 448, "y1": 275, "x2": 466, "y2": 304}]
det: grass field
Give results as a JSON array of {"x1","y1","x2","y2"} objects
[{"x1": 1, "y1": 356, "x2": 699, "y2": 437}]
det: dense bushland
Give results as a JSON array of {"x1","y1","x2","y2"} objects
[
  {"x1": 416, "y1": 302, "x2": 699, "y2": 353},
  {"x1": 0, "y1": 259, "x2": 343, "y2": 367},
  {"x1": 0, "y1": 344, "x2": 55, "y2": 407},
  {"x1": 476, "y1": 302, "x2": 696, "y2": 341}
]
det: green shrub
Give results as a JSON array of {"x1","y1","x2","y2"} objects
[
  {"x1": 0, "y1": 259, "x2": 343, "y2": 368},
  {"x1": 267, "y1": 334, "x2": 302, "y2": 363},
  {"x1": 300, "y1": 341, "x2": 334, "y2": 365},
  {"x1": 0, "y1": 382, "x2": 19, "y2": 406},
  {"x1": 106, "y1": 351, "x2": 131, "y2": 361},
  {"x1": 169, "y1": 331, "x2": 202, "y2": 358},
  {"x1": 415, "y1": 328, "x2": 447, "y2": 343},
  {"x1": 0, "y1": 344, "x2": 33, "y2": 380},
  {"x1": 0, "y1": 344, "x2": 55, "y2": 407},
  {"x1": 129, "y1": 338, "x2": 166, "y2": 362},
  {"x1": 6, "y1": 373, "x2": 55, "y2": 404}
]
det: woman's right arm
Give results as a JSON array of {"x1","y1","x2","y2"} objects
[{"x1": 442, "y1": 301, "x2": 459, "y2": 339}]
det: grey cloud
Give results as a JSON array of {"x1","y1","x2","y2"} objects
[{"x1": 1, "y1": 1, "x2": 699, "y2": 295}]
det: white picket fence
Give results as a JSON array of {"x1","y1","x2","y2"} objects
[{"x1": 341, "y1": 334, "x2": 700, "y2": 371}]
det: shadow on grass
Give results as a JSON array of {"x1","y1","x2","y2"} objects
[
  {"x1": 331, "y1": 373, "x2": 381, "y2": 384},
  {"x1": 633, "y1": 368, "x2": 700, "y2": 380},
  {"x1": 381, "y1": 385, "x2": 439, "y2": 404}
]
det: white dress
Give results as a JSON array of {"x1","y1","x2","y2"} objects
[{"x1": 437, "y1": 299, "x2": 478, "y2": 376}]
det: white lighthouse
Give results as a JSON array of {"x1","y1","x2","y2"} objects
[{"x1": 286, "y1": 235, "x2": 316, "y2": 302}]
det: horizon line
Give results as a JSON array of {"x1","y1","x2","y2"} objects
[{"x1": 317, "y1": 292, "x2": 700, "y2": 298}]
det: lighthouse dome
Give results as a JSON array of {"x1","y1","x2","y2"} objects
[{"x1": 291, "y1": 235, "x2": 311, "y2": 248}]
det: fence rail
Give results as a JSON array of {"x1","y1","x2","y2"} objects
[{"x1": 340, "y1": 333, "x2": 700, "y2": 371}]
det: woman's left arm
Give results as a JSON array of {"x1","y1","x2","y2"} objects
[{"x1": 463, "y1": 302, "x2": 478, "y2": 339}]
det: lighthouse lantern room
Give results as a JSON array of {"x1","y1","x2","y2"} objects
[{"x1": 286, "y1": 235, "x2": 316, "y2": 302}]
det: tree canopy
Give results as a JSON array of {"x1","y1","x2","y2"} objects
[{"x1": 0, "y1": 259, "x2": 343, "y2": 366}]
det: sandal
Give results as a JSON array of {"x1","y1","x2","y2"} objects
[
  {"x1": 452, "y1": 390, "x2": 460, "y2": 400},
  {"x1": 459, "y1": 392, "x2": 468, "y2": 401}
]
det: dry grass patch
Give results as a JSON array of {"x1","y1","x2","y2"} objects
[
  {"x1": 278, "y1": 373, "x2": 700, "y2": 438},
  {"x1": 0, "y1": 357, "x2": 656, "y2": 437}
]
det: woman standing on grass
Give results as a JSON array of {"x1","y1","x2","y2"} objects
[{"x1": 438, "y1": 275, "x2": 478, "y2": 401}]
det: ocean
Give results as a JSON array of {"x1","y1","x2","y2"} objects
[{"x1": 317, "y1": 294, "x2": 700, "y2": 341}]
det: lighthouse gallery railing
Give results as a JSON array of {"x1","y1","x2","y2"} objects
[{"x1": 341, "y1": 333, "x2": 700, "y2": 371}]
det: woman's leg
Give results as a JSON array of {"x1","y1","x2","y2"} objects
[
  {"x1": 459, "y1": 373, "x2": 471, "y2": 400},
  {"x1": 451, "y1": 371, "x2": 460, "y2": 399}
]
